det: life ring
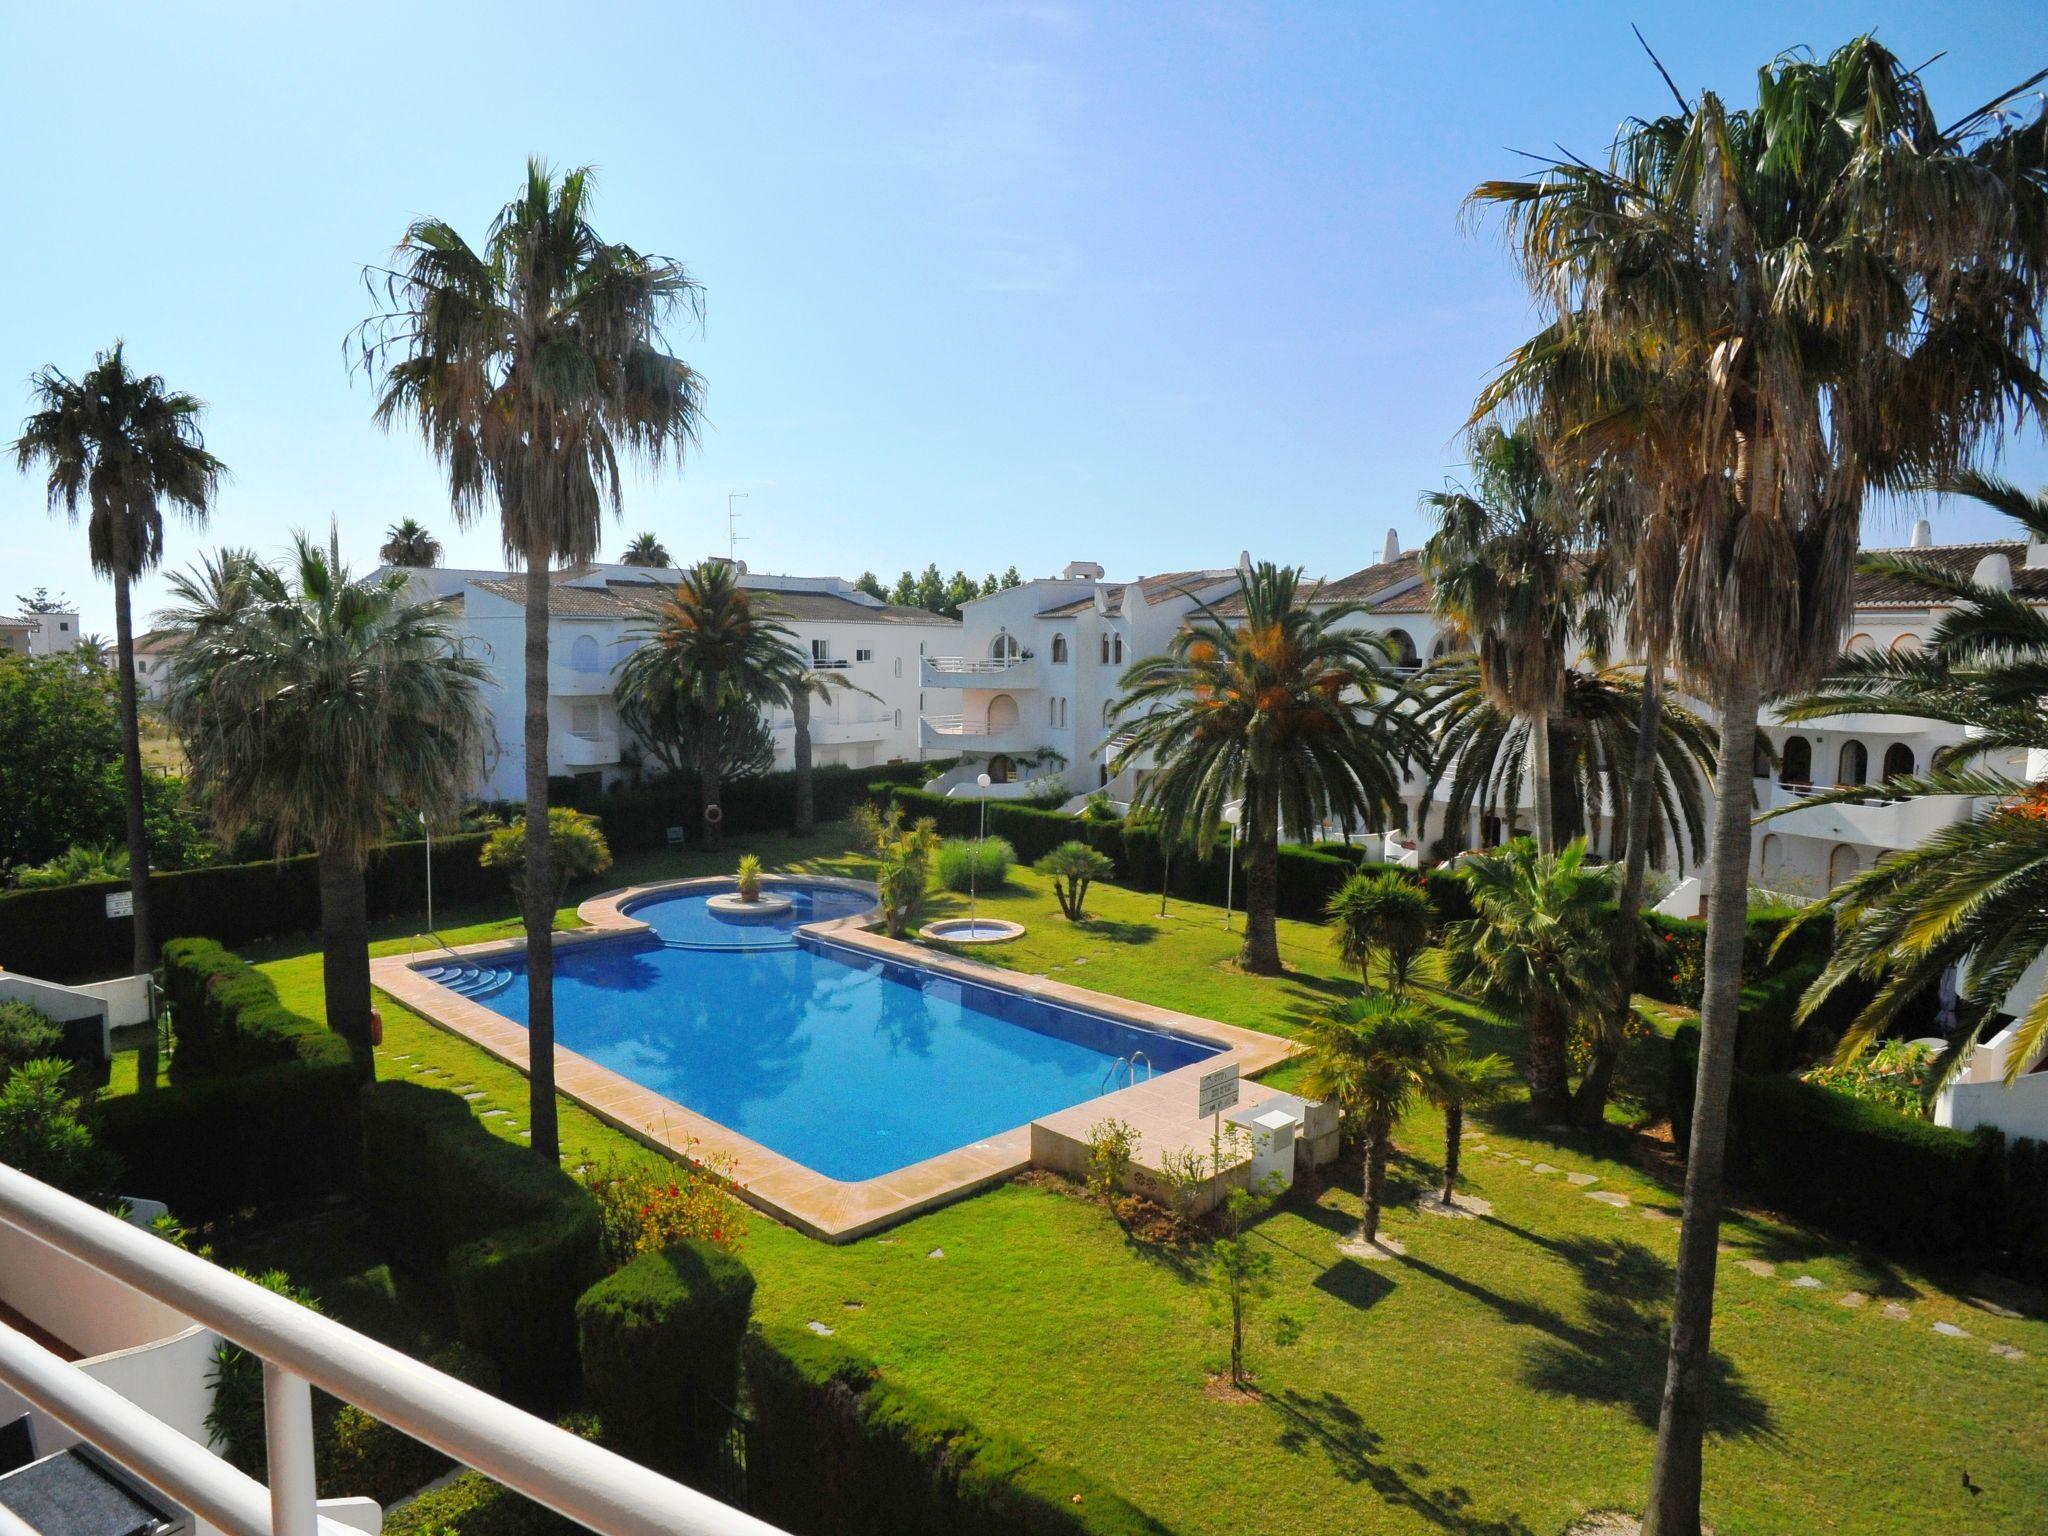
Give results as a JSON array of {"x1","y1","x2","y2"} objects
[
  {"x1": 703, "y1": 804, "x2": 724, "y2": 826},
  {"x1": 368, "y1": 1007, "x2": 384, "y2": 1048}
]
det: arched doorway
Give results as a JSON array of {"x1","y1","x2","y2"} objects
[
  {"x1": 985, "y1": 693, "x2": 1019, "y2": 732},
  {"x1": 1759, "y1": 833, "x2": 1783, "y2": 877},
  {"x1": 1883, "y1": 742, "x2": 1914, "y2": 780},
  {"x1": 1828, "y1": 844, "x2": 1861, "y2": 887},
  {"x1": 1780, "y1": 737, "x2": 1812, "y2": 786},
  {"x1": 1385, "y1": 629, "x2": 1419, "y2": 669},
  {"x1": 986, "y1": 754, "x2": 1015, "y2": 784},
  {"x1": 1838, "y1": 740, "x2": 1869, "y2": 786}
]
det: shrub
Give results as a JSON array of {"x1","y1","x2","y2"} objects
[
  {"x1": 875, "y1": 816, "x2": 940, "y2": 938},
  {"x1": 734, "y1": 852, "x2": 763, "y2": 902},
  {"x1": 934, "y1": 836, "x2": 1015, "y2": 893},
  {"x1": 480, "y1": 808, "x2": 613, "y2": 907},
  {"x1": 575, "y1": 1242, "x2": 756, "y2": 1474},
  {"x1": 1037, "y1": 841, "x2": 1113, "y2": 921},
  {"x1": 1803, "y1": 1039, "x2": 1941, "y2": 1118},
  {"x1": 579, "y1": 1151, "x2": 746, "y2": 1267},
  {"x1": 0, "y1": 1000, "x2": 61, "y2": 1080},
  {"x1": 1084, "y1": 1118, "x2": 1140, "y2": 1201},
  {"x1": 206, "y1": 1269, "x2": 323, "y2": 1474},
  {"x1": 448, "y1": 1203, "x2": 603, "y2": 1408},
  {"x1": 11, "y1": 842, "x2": 128, "y2": 889},
  {"x1": 0, "y1": 1058, "x2": 117, "y2": 1198},
  {"x1": 745, "y1": 1326, "x2": 1172, "y2": 1536},
  {"x1": 379, "y1": 1413, "x2": 602, "y2": 1536}
]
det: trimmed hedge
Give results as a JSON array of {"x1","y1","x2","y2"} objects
[
  {"x1": 563, "y1": 760, "x2": 941, "y2": 856},
  {"x1": 745, "y1": 1325, "x2": 1173, "y2": 1536},
  {"x1": 96, "y1": 939, "x2": 357, "y2": 1216},
  {"x1": 0, "y1": 833, "x2": 498, "y2": 982},
  {"x1": 1667, "y1": 1024, "x2": 2047, "y2": 1283},
  {"x1": 379, "y1": 1412, "x2": 603, "y2": 1536},
  {"x1": 575, "y1": 1241, "x2": 755, "y2": 1475},
  {"x1": 360, "y1": 1081, "x2": 603, "y2": 1404}
]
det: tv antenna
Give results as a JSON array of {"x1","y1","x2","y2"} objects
[{"x1": 726, "y1": 492, "x2": 749, "y2": 562}]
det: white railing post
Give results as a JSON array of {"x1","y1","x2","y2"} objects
[{"x1": 263, "y1": 1362, "x2": 318, "y2": 1536}]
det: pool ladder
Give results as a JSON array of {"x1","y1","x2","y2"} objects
[{"x1": 1100, "y1": 1050, "x2": 1153, "y2": 1095}]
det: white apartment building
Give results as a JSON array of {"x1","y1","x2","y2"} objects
[
  {"x1": 917, "y1": 561, "x2": 1243, "y2": 802},
  {"x1": 388, "y1": 559, "x2": 958, "y2": 801},
  {"x1": 0, "y1": 607, "x2": 80, "y2": 657},
  {"x1": 131, "y1": 629, "x2": 181, "y2": 702}
]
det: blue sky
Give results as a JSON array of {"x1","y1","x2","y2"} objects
[{"x1": 4, "y1": 1, "x2": 2046, "y2": 635}]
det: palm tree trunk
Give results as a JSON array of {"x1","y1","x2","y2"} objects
[
  {"x1": 1643, "y1": 669, "x2": 1761, "y2": 1536},
  {"x1": 1529, "y1": 710, "x2": 1556, "y2": 854},
  {"x1": 522, "y1": 542, "x2": 560, "y2": 1162},
  {"x1": 1526, "y1": 1002, "x2": 1571, "y2": 1123},
  {"x1": 110, "y1": 575, "x2": 154, "y2": 976},
  {"x1": 791, "y1": 686, "x2": 814, "y2": 835},
  {"x1": 1360, "y1": 1119, "x2": 1390, "y2": 1243},
  {"x1": 317, "y1": 845, "x2": 375, "y2": 1084},
  {"x1": 1240, "y1": 821, "x2": 1282, "y2": 975},
  {"x1": 1574, "y1": 640, "x2": 1665, "y2": 1128},
  {"x1": 1441, "y1": 1102, "x2": 1462, "y2": 1205}
]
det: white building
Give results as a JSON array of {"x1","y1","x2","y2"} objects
[
  {"x1": 0, "y1": 607, "x2": 81, "y2": 657},
  {"x1": 389, "y1": 559, "x2": 958, "y2": 801},
  {"x1": 917, "y1": 561, "x2": 1243, "y2": 801},
  {"x1": 131, "y1": 629, "x2": 181, "y2": 702}
]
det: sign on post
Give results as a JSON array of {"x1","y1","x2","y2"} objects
[
  {"x1": 1197, "y1": 1062, "x2": 1240, "y2": 1118},
  {"x1": 104, "y1": 890, "x2": 134, "y2": 919}
]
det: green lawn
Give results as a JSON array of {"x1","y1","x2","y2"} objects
[{"x1": 125, "y1": 824, "x2": 2048, "y2": 1535}]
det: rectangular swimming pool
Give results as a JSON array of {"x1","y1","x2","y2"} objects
[{"x1": 418, "y1": 882, "x2": 1221, "y2": 1182}]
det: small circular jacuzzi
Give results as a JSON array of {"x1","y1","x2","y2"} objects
[
  {"x1": 919, "y1": 917, "x2": 1026, "y2": 945},
  {"x1": 624, "y1": 879, "x2": 876, "y2": 950}
]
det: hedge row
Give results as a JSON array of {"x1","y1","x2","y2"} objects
[
  {"x1": 1668, "y1": 1024, "x2": 2048, "y2": 1283},
  {"x1": 0, "y1": 833, "x2": 498, "y2": 981},
  {"x1": 361, "y1": 1081, "x2": 603, "y2": 1404},
  {"x1": 96, "y1": 940, "x2": 358, "y2": 1216},
  {"x1": 558, "y1": 760, "x2": 941, "y2": 856},
  {"x1": 745, "y1": 1325, "x2": 1173, "y2": 1536}
]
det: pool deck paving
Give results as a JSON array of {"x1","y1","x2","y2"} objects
[{"x1": 370, "y1": 873, "x2": 1299, "y2": 1243}]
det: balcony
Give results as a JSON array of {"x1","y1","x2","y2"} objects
[
  {"x1": 919, "y1": 714, "x2": 1042, "y2": 753},
  {"x1": 558, "y1": 731, "x2": 621, "y2": 768},
  {"x1": 919, "y1": 655, "x2": 1042, "y2": 692},
  {"x1": 548, "y1": 661, "x2": 615, "y2": 697},
  {"x1": 1759, "y1": 779, "x2": 1977, "y2": 849}
]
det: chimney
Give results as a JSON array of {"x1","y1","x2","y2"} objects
[
  {"x1": 1383, "y1": 527, "x2": 1401, "y2": 564},
  {"x1": 1972, "y1": 551, "x2": 2014, "y2": 592},
  {"x1": 2026, "y1": 534, "x2": 2048, "y2": 571},
  {"x1": 1060, "y1": 560, "x2": 1104, "y2": 581},
  {"x1": 1909, "y1": 518, "x2": 1933, "y2": 549}
]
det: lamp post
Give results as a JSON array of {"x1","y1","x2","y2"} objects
[
  {"x1": 972, "y1": 772, "x2": 992, "y2": 931},
  {"x1": 419, "y1": 812, "x2": 434, "y2": 938},
  {"x1": 1222, "y1": 801, "x2": 1241, "y2": 931}
]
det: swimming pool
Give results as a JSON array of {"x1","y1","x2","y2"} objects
[{"x1": 413, "y1": 878, "x2": 1222, "y2": 1182}]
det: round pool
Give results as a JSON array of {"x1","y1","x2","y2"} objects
[{"x1": 624, "y1": 879, "x2": 877, "y2": 949}]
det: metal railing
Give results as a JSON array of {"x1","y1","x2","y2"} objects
[
  {"x1": 0, "y1": 1163, "x2": 785, "y2": 1536},
  {"x1": 922, "y1": 657, "x2": 1026, "y2": 674}
]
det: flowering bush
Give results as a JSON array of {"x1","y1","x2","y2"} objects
[
  {"x1": 581, "y1": 1150, "x2": 746, "y2": 1264},
  {"x1": 1803, "y1": 1039, "x2": 1940, "y2": 1118}
]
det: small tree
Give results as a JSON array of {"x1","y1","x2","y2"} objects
[
  {"x1": 1084, "y1": 1117, "x2": 1141, "y2": 1201},
  {"x1": 1301, "y1": 994, "x2": 1453, "y2": 1246},
  {"x1": 1326, "y1": 870, "x2": 1435, "y2": 994},
  {"x1": 876, "y1": 816, "x2": 940, "y2": 938},
  {"x1": 481, "y1": 808, "x2": 613, "y2": 910},
  {"x1": 0, "y1": 1002, "x2": 62, "y2": 1083},
  {"x1": 0, "y1": 1058, "x2": 117, "y2": 1198},
  {"x1": 735, "y1": 853, "x2": 763, "y2": 903},
  {"x1": 1208, "y1": 1177, "x2": 1281, "y2": 1391},
  {"x1": 1426, "y1": 1047, "x2": 1512, "y2": 1207},
  {"x1": 1037, "y1": 840, "x2": 1113, "y2": 921}
]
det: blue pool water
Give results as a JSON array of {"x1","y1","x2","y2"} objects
[{"x1": 417, "y1": 881, "x2": 1219, "y2": 1181}]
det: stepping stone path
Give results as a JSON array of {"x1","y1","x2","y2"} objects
[
  {"x1": 1971, "y1": 1296, "x2": 2026, "y2": 1320},
  {"x1": 1991, "y1": 1343, "x2": 2027, "y2": 1361},
  {"x1": 1565, "y1": 1172, "x2": 1599, "y2": 1187},
  {"x1": 1791, "y1": 1276, "x2": 1825, "y2": 1289},
  {"x1": 1585, "y1": 1190, "x2": 1629, "y2": 1208},
  {"x1": 927, "y1": 1248, "x2": 945, "y2": 1260},
  {"x1": 481, "y1": 1108, "x2": 506, "y2": 1118},
  {"x1": 1838, "y1": 1292, "x2": 1867, "y2": 1308},
  {"x1": 1739, "y1": 1259, "x2": 1777, "y2": 1278},
  {"x1": 1933, "y1": 1322, "x2": 1972, "y2": 1339},
  {"x1": 1641, "y1": 1208, "x2": 1675, "y2": 1223},
  {"x1": 806, "y1": 1321, "x2": 834, "y2": 1337},
  {"x1": 1513, "y1": 1157, "x2": 1531, "y2": 1166},
  {"x1": 1533, "y1": 1163, "x2": 1559, "y2": 1175},
  {"x1": 1883, "y1": 1303, "x2": 1913, "y2": 1321}
]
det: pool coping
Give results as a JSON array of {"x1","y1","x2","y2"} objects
[{"x1": 368, "y1": 873, "x2": 1296, "y2": 1243}]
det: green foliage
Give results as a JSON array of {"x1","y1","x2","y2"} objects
[
  {"x1": 379, "y1": 1413, "x2": 603, "y2": 1536},
  {"x1": 162, "y1": 936, "x2": 350, "y2": 1076},
  {"x1": 1083, "y1": 1118, "x2": 1140, "y2": 1201},
  {"x1": 579, "y1": 1152, "x2": 747, "y2": 1266},
  {"x1": 315, "y1": 1344, "x2": 495, "y2": 1506},
  {"x1": 0, "y1": 1058, "x2": 117, "y2": 1198},
  {"x1": 935, "y1": 835, "x2": 1015, "y2": 893},
  {"x1": 0, "y1": 1001, "x2": 61, "y2": 1080},
  {"x1": 1803, "y1": 1039, "x2": 1941, "y2": 1118},
  {"x1": 874, "y1": 815, "x2": 941, "y2": 938},
  {"x1": 480, "y1": 808, "x2": 613, "y2": 907},
  {"x1": 575, "y1": 1241, "x2": 756, "y2": 1473},
  {"x1": 1081, "y1": 791, "x2": 1122, "y2": 823},
  {"x1": 1325, "y1": 869, "x2": 1434, "y2": 992},
  {"x1": 1208, "y1": 1179, "x2": 1282, "y2": 1390},
  {"x1": 206, "y1": 1269, "x2": 322, "y2": 1474},
  {"x1": 734, "y1": 852, "x2": 763, "y2": 902},
  {"x1": 12, "y1": 842, "x2": 128, "y2": 889},
  {"x1": 0, "y1": 650, "x2": 126, "y2": 873},
  {"x1": 1035, "y1": 840, "x2": 1113, "y2": 921},
  {"x1": 746, "y1": 1325, "x2": 1173, "y2": 1536}
]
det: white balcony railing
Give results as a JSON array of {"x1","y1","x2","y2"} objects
[
  {"x1": 558, "y1": 732, "x2": 621, "y2": 768},
  {"x1": 548, "y1": 663, "x2": 616, "y2": 697},
  {"x1": 0, "y1": 1163, "x2": 784, "y2": 1536},
  {"x1": 919, "y1": 656, "x2": 1041, "y2": 691},
  {"x1": 1758, "y1": 780, "x2": 1977, "y2": 850},
  {"x1": 918, "y1": 715, "x2": 1039, "y2": 752}
]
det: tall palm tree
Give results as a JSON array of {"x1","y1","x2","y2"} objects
[
  {"x1": 1426, "y1": 1046, "x2": 1513, "y2": 1209},
  {"x1": 1300, "y1": 994, "x2": 1454, "y2": 1246},
  {"x1": 619, "y1": 531, "x2": 672, "y2": 567},
  {"x1": 1441, "y1": 837, "x2": 1620, "y2": 1123},
  {"x1": 615, "y1": 560, "x2": 803, "y2": 849},
  {"x1": 12, "y1": 344, "x2": 225, "y2": 976},
  {"x1": 378, "y1": 518, "x2": 442, "y2": 568},
  {"x1": 1771, "y1": 478, "x2": 2048, "y2": 1086},
  {"x1": 161, "y1": 533, "x2": 489, "y2": 1081},
  {"x1": 1472, "y1": 42, "x2": 2048, "y2": 1532},
  {"x1": 1422, "y1": 425, "x2": 1587, "y2": 855},
  {"x1": 1325, "y1": 869, "x2": 1434, "y2": 994},
  {"x1": 785, "y1": 668, "x2": 879, "y2": 835},
  {"x1": 1412, "y1": 654, "x2": 1714, "y2": 864},
  {"x1": 1111, "y1": 561, "x2": 1423, "y2": 974},
  {"x1": 360, "y1": 159, "x2": 706, "y2": 1160}
]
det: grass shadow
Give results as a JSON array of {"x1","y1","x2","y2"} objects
[{"x1": 1074, "y1": 917, "x2": 1159, "y2": 947}]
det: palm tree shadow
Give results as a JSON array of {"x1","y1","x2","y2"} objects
[
  {"x1": 1267, "y1": 1389, "x2": 1536, "y2": 1535},
  {"x1": 1075, "y1": 917, "x2": 1157, "y2": 946}
]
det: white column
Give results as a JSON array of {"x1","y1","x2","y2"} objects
[{"x1": 263, "y1": 1361, "x2": 318, "y2": 1536}]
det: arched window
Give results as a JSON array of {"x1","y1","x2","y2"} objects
[
  {"x1": 1838, "y1": 739, "x2": 1869, "y2": 786},
  {"x1": 1100, "y1": 633, "x2": 1111, "y2": 664},
  {"x1": 985, "y1": 693, "x2": 1019, "y2": 732},
  {"x1": 1428, "y1": 636, "x2": 1451, "y2": 661},
  {"x1": 568, "y1": 634, "x2": 601, "y2": 672},
  {"x1": 1780, "y1": 737, "x2": 1812, "y2": 786},
  {"x1": 1103, "y1": 699, "x2": 1115, "y2": 727},
  {"x1": 990, "y1": 632, "x2": 1019, "y2": 661},
  {"x1": 1385, "y1": 628, "x2": 1419, "y2": 669},
  {"x1": 1759, "y1": 833, "x2": 1782, "y2": 875},
  {"x1": 1883, "y1": 742, "x2": 1914, "y2": 780},
  {"x1": 894, "y1": 657, "x2": 903, "y2": 678},
  {"x1": 1051, "y1": 634, "x2": 1069, "y2": 663},
  {"x1": 894, "y1": 708, "x2": 903, "y2": 730},
  {"x1": 987, "y1": 754, "x2": 1014, "y2": 784},
  {"x1": 1828, "y1": 844, "x2": 1861, "y2": 887},
  {"x1": 1889, "y1": 632, "x2": 1923, "y2": 655},
  {"x1": 1843, "y1": 632, "x2": 1876, "y2": 657}
]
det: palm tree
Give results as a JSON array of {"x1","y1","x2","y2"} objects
[
  {"x1": 1413, "y1": 654, "x2": 1714, "y2": 862},
  {"x1": 12, "y1": 344, "x2": 224, "y2": 976},
  {"x1": 1300, "y1": 994, "x2": 1454, "y2": 1246},
  {"x1": 619, "y1": 531, "x2": 672, "y2": 567},
  {"x1": 1422, "y1": 424, "x2": 1587, "y2": 854},
  {"x1": 1325, "y1": 869, "x2": 1433, "y2": 994},
  {"x1": 615, "y1": 560, "x2": 803, "y2": 849},
  {"x1": 1770, "y1": 477, "x2": 2048, "y2": 1086},
  {"x1": 1471, "y1": 43, "x2": 2048, "y2": 1532},
  {"x1": 1441, "y1": 838, "x2": 1620, "y2": 1123},
  {"x1": 1111, "y1": 561, "x2": 1423, "y2": 974},
  {"x1": 1426, "y1": 1047, "x2": 1512, "y2": 1208},
  {"x1": 360, "y1": 159, "x2": 706, "y2": 1160},
  {"x1": 161, "y1": 533, "x2": 489, "y2": 1081},
  {"x1": 378, "y1": 518, "x2": 442, "y2": 568},
  {"x1": 785, "y1": 667, "x2": 879, "y2": 835}
]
